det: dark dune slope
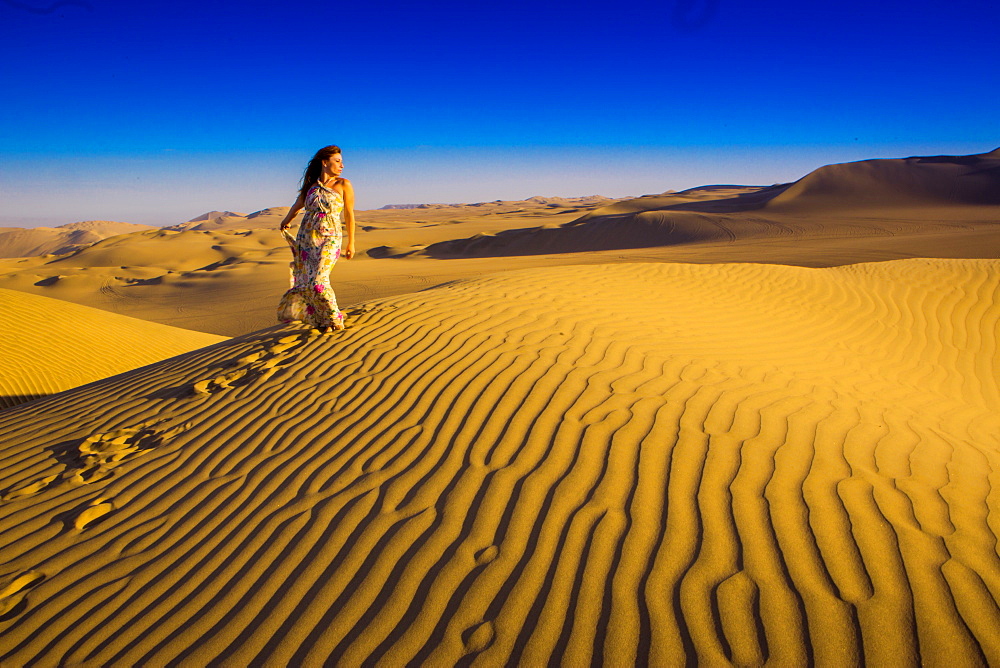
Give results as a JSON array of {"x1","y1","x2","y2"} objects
[{"x1": 766, "y1": 148, "x2": 1000, "y2": 211}]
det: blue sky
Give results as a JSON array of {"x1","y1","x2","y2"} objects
[{"x1": 1, "y1": 0, "x2": 997, "y2": 226}]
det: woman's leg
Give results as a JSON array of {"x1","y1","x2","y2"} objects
[
  {"x1": 277, "y1": 236, "x2": 311, "y2": 323},
  {"x1": 311, "y1": 234, "x2": 344, "y2": 330}
]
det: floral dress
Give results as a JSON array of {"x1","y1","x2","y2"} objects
[{"x1": 277, "y1": 181, "x2": 345, "y2": 328}]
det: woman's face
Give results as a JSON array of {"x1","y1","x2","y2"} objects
[{"x1": 324, "y1": 153, "x2": 344, "y2": 176}]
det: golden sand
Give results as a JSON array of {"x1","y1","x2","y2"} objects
[
  {"x1": 0, "y1": 221, "x2": 155, "y2": 259},
  {"x1": 2, "y1": 152, "x2": 997, "y2": 338},
  {"x1": 0, "y1": 288, "x2": 226, "y2": 409},
  {"x1": 1, "y1": 150, "x2": 998, "y2": 664},
  {"x1": 0, "y1": 258, "x2": 997, "y2": 665}
]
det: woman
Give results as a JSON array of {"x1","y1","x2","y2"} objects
[{"x1": 277, "y1": 145, "x2": 356, "y2": 332}]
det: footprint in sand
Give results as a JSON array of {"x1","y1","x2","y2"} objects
[
  {"x1": 77, "y1": 421, "x2": 190, "y2": 471},
  {"x1": 72, "y1": 498, "x2": 114, "y2": 531},
  {"x1": 462, "y1": 620, "x2": 496, "y2": 653},
  {"x1": 0, "y1": 570, "x2": 45, "y2": 619},
  {"x1": 474, "y1": 545, "x2": 499, "y2": 566},
  {"x1": 1, "y1": 474, "x2": 60, "y2": 502},
  {"x1": 190, "y1": 333, "x2": 311, "y2": 397},
  {"x1": 2, "y1": 420, "x2": 190, "y2": 505}
]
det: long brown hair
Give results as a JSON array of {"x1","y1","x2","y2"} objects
[{"x1": 298, "y1": 145, "x2": 341, "y2": 201}]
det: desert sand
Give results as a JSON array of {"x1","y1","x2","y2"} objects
[
  {"x1": 0, "y1": 288, "x2": 226, "y2": 409},
  {"x1": 0, "y1": 221, "x2": 156, "y2": 259},
  {"x1": 0, "y1": 149, "x2": 998, "y2": 665},
  {"x1": 2, "y1": 153, "x2": 998, "y2": 337}
]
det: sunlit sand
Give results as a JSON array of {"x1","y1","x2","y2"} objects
[
  {"x1": 0, "y1": 150, "x2": 998, "y2": 664},
  {"x1": 0, "y1": 288, "x2": 225, "y2": 409}
]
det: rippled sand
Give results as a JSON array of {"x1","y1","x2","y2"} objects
[{"x1": 1, "y1": 259, "x2": 997, "y2": 665}]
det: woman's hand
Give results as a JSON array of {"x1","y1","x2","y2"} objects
[
  {"x1": 280, "y1": 195, "x2": 305, "y2": 231},
  {"x1": 344, "y1": 241, "x2": 356, "y2": 259}
]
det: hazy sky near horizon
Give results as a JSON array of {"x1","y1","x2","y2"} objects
[{"x1": 2, "y1": 0, "x2": 997, "y2": 227}]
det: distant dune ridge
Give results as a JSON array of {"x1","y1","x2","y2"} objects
[
  {"x1": 166, "y1": 210, "x2": 255, "y2": 232},
  {"x1": 3, "y1": 148, "x2": 997, "y2": 262},
  {"x1": 2, "y1": 147, "x2": 996, "y2": 264},
  {"x1": 0, "y1": 258, "x2": 998, "y2": 665},
  {"x1": 416, "y1": 148, "x2": 1000, "y2": 257},
  {"x1": 0, "y1": 288, "x2": 226, "y2": 408},
  {"x1": 0, "y1": 148, "x2": 996, "y2": 340},
  {"x1": 379, "y1": 195, "x2": 614, "y2": 210},
  {"x1": 0, "y1": 195, "x2": 631, "y2": 336},
  {"x1": 0, "y1": 221, "x2": 155, "y2": 259},
  {"x1": 187, "y1": 210, "x2": 247, "y2": 222},
  {"x1": 766, "y1": 147, "x2": 1000, "y2": 210}
]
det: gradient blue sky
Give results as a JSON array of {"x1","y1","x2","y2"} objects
[{"x1": 2, "y1": 0, "x2": 997, "y2": 226}]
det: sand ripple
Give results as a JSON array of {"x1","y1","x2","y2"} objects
[{"x1": 0, "y1": 259, "x2": 997, "y2": 665}]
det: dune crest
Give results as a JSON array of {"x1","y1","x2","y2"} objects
[
  {"x1": 4, "y1": 149, "x2": 997, "y2": 340},
  {"x1": 0, "y1": 221, "x2": 155, "y2": 259},
  {"x1": 0, "y1": 288, "x2": 227, "y2": 408},
  {"x1": 187, "y1": 210, "x2": 247, "y2": 223},
  {"x1": 767, "y1": 149, "x2": 1000, "y2": 210},
  {"x1": 416, "y1": 149, "x2": 1000, "y2": 257},
  {"x1": 0, "y1": 259, "x2": 997, "y2": 665}
]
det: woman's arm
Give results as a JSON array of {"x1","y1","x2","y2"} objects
[
  {"x1": 279, "y1": 192, "x2": 306, "y2": 229},
  {"x1": 341, "y1": 178, "x2": 356, "y2": 259}
]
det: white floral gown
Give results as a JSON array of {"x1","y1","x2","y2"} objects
[{"x1": 277, "y1": 181, "x2": 345, "y2": 328}]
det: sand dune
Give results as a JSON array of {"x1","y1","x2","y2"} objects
[
  {"x1": 0, "y1": 227, "x2": 294, "y2": 336},
  {"x1": 186, "y1": 210, "x2": 247, "y2": 223},
  {"x1": 419, "y1": 150, "x2": 1000, "y2": 258},
  {"x1": 164, "y1": 198, "x2": 607, "y2": 234},
  {"x1": 0, "y1": 288, "x2": 226, "y2": 409},
  {"x1": 0, "y1": 258, "x2": 997, "y2": 665},
  {"x1": 2, "y1": 193, "x2": 997, "y2": 337},
  {"x1": 0, "y1": 221, "x2": 155, "y2": 259},
  {"x1": 0, "y1": 197, "x2": 627, "y2": 336},
  {"x1": 169, "y1": 209, "x2": 287, "y2": 232},
  {"x1": 0, "y1": 150, "x2": 996, "y2": 340},
  {"x1": 767, "y1": 148, "x2": 1000, "y2": 211},
  {"x1": 44, "y1": 226, "x2": 285, "y2": 273}
]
